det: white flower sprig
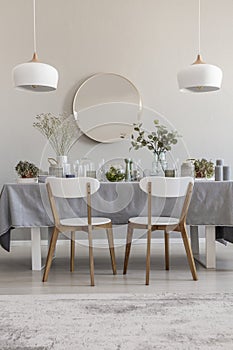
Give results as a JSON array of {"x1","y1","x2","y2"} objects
[{"x1": 33, "y1": 113, "x2": 81, "y2": 156}]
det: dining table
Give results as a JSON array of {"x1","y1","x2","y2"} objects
[{"x1": 1, "y1": 180, "x2": 233, "y2": 270}]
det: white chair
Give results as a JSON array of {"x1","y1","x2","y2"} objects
[
  {"x1": 123, "y1": 176, "x2": 198, "y2": 285},
  {"x1": 43, "y1": 177, "x2": 117, "y2": 286}
]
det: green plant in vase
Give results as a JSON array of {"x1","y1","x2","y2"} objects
[{"x1": 131, "y1": 119, "x2": 180, "y2": 175}]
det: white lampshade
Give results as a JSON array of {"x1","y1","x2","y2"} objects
[
  {"x1": 12, "y1": 0, "x2": 59, "y2": 92},
  {"x1": 13, "y1": 60, "x2": 59, "y2": 92},
  {"x1": 177, "y1": 62, "x2": 223, "y2": 93},
  {"x1": 178, "y1": 0, "x2": 223, "y2": 94}
]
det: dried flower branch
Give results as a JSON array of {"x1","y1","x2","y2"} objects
[{"x1": 33, "y1": 113, "x2": 81, "y2": 156}]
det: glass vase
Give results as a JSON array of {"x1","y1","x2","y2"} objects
[{"x1": 151, "y1": 152, "x2": 167, "y2": 176}]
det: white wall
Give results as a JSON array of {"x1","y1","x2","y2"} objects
[{"x1": 1, "y1": 0, "x2": 232, "y2": 188}]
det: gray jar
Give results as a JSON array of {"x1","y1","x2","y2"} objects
[{"x1": 181, "y1": 160, "x2": 195, "y2": 177}]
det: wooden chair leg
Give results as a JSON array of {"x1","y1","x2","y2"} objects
[
  {"x1": 123, "y1": 224, "x2": 134, "y2": 274},
  {"x1": 88, "y1": 226, "x2": 95, "y2": 286},
  {"x1": 164, "y1": 231, "x2": 169, "y2": 270},
  {"x1": 181, "y1": 225, "x2": 198, "y2": 281},
  {"x1": 43, "y1": 227, "x2": 59, "y2": 282},
  {"x1": 146, "y1": 227, "x2": 152, "y2": 285},
  {"x1": 106, "y1": 226, "x2": 117, "y2": 275},
  {"x1": 70, "y1": 231, "x2": 75, "y2": 272}
]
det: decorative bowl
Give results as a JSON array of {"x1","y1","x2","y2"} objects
[
  {"x1": 97, "y1": 157, "x2": 142, "y2": 182},
  {"x1": 105, "y1": 166, "x2": 125, "y2": 182}
]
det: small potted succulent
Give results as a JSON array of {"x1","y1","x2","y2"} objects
[
  {"x1": 15, "y1": 161, "x2": 39, "y2": 183},
  {"x1": 194, "y1": 158, "x2": 214, "y2": 179}
]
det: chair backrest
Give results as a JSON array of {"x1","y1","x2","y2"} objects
[
  {"x1": 45, "y1": 177, "x2": 100, "y2": 198},
  {"x1": 139, "y1": 176, "x2": 194, "y2": 198},
  {"x1": 140, "y1": 176, "x2": 194, "y2": 225}
]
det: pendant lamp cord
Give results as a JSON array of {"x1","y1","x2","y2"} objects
[
  {"x1": 198, "y1": 0, "x2": 201, "y2": 55},
  {"x1": 33, "y1": 0, "x2": 37, "y2": 54}
]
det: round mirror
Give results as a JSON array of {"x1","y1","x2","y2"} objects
[{"x1": 73, "y1": 73, "x2": 142, "y2": 143}]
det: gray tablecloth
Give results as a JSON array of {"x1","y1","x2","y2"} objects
[{"x1": 1, "y1": 181, "x2": 233, "y2": 251}]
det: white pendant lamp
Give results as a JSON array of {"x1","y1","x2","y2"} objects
[
  {"x1": 13, "y1": 0, "x2": 58, "y2": 92},
  {"x1": 177, "y1": 0, "x2": 222, "y2": 93}
]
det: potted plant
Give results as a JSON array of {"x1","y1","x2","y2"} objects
[
  {"x1": 194, "y1": 158, "x2": 214, "y2": 179},
  {"x1": 131, "y1": 119, "x2": 181, "y2": 175},
  {"x1": 15, "y1": 161, "x2": 39, "y2": 183}
]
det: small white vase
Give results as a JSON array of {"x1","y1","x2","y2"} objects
[{"x1": 56, "y1": 155, "x2": 68, "y2": 167}]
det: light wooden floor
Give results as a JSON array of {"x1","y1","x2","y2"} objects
[{"x1": 1, "y1": 240, "x2": 233, "y2": 295}]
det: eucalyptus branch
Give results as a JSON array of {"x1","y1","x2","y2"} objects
[{"x1": 131, "y1": 119, "x2": 181, "y2": 156}]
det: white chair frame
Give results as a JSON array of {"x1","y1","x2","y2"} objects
[
  {"x1": 42, "y1": 177, "x2": 117, "y2": 286},
  {"x1": 123, "y1": 176, "x2": 198, "y2": 285}
]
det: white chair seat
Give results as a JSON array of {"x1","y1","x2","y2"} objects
[
  {"x1": 60, "y1": 217, "x2": 111, "y2": 226},
  {"x1": 129, "y1": 216, "x2": 180, "y2": 226}
]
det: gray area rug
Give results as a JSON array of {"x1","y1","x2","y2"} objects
[{"x1": 0, "y1": 293, "x2": 233, "y2": 350}]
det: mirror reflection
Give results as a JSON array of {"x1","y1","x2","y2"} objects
[{"x1": 73, "y1": 73, "x2": 142, "y2": 143}]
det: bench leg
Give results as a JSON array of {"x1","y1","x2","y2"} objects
[
  {"x1": 190, "y1": 225, "x2": 199, "y2": 255},
  {"x1": 205, "y1": 225, "x2": 216, "y2": 269},
  {"x1": 31, "y1": 227, "x2": 42, "y2": 271}
]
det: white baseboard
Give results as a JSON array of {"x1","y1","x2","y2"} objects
[{"x1": 11, "y1": 238, "x2": 205, "y2": 247}]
